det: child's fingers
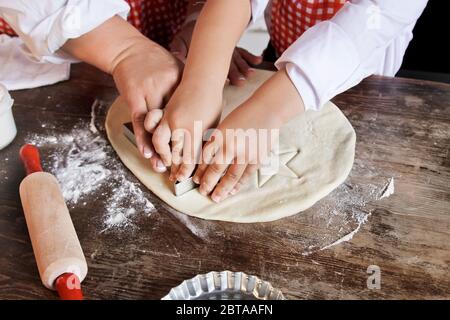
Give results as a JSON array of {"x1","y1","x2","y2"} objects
[
  {"x1": 237, "y1": 47, "x2": 263, "y2": 66},
  {"x1": 229, "y1": 164, "x2": 258, "y2": 195},
  {"x1": 170, "y1": 129, "x2": 184, "y2": 181},
  {"x1": 170, "y1": 163, "x2": 179, "y2": 181},
  {"x1": 198, "y1": 148, "x2": 234, "y2": 199},
  {"x1": 211, "y1": 163, "x2": 247, "y2": 202},
  {"x1": 228, "y1": 60, "x2": 246, "y2": 86},
  {"x1": 152, "y1": 121, "x2": 172, "y2": 167},
  {"x1": 176, "y1": 160, "x2": 196, "y2": 183},
  {"x1": 176, "y1": 132, "x2": 201, "y2": 182},
  {"x1": 144, "y1": 108, "x2": 164, "y2": 133},
  {"x1": 198, "y1": 161, "x2": 229, "y2": 198},
  {"x1": 193, "y1": 140, "x2": 220, "y2": 184},
  {"x1": 193, "y1": 164, "x2": 207, "y2": 185}
]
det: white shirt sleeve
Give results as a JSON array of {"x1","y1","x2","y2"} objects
[
  {"x1": 249, "y1": 0, "x2": 269, "y2": 26},
  {"x1": 0, "y1": 0, "x2": 130, "y2": 63},
  {"x1": 275, "y1": 0, "x2": 429, "y2": 111}
]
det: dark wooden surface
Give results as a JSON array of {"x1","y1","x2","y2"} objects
[{"x1": 0, "y1": 63, "x2": 449, "y2": 300}]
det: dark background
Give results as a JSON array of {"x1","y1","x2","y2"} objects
[{"x1": 399, "y1": 0, "x2": 450, "y2": 82}]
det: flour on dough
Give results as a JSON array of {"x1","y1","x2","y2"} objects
[{"x1": 106, "y1": 70, "x2": 356, "y2": 223}]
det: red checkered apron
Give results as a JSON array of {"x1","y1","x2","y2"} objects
[
  {"x1": 270, "y1": 0, "x2": 347, "y2": 56},
  {"x1": 0, "y1": 17, "x2": 15, "y2": 36},
  {"x1": 0, "y1": 0, "x2": 188, "y2": 48},
  {"x1": 126, "y1": 0, "x2": 188, "y2": 47}
]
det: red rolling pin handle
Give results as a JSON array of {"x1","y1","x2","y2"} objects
[
  {"x1": 55, "y1": 273, "x2": 84, "y2": 300},
  {"x1": 20, "y1": 144, "x2": 43, "y2": 175},
  {"x1": 19, "y1": 144, "x2": 84, "y2": 301}
]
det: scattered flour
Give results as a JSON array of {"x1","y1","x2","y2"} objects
[
  {"x1": 27, "y1": 123, "x2": 155, "y2": 231},
  {"x1": 24, "y1": 101, "x2": 210, "y2": 237},
  {"x1": 0, "y1": 157, "x2": 8, "y2": 180},
  {"x1": 89, "y1": 100, "x2": 100, "y2": 134},
  {"x1": 300, "y1": 176, "x2": 395, "y2": 254},
  {"x1": 301, "y1": 182, "x2": 380, "y2": 255},
  {"x1": 57, "y1": 135, "x2": 110, "y2": 203},
  {"x1": 379, "y1": 177, "x2": 395, "y2": 200},
  {"x1": 320, "y1": 211, "x2": 372, "y2": 251},
  {"x1": 170, "y1": 211, "x2": 209, "y2": 239}
]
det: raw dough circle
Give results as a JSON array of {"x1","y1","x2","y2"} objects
[{"x1": 106, "y1": 70, "x2": 356, "y2": 223}]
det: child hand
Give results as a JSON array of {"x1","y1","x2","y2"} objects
[
  {"x1": 151, "y1": 82, "x2": 223, "y2": 181},
  {"x1": 111, "y1": 38, "x2": 183, "y2": 172},
  {"x1": 193, "y1": 69, "x2": 305, "y2": 202},
  {"x1": 192, "y1": 101, "x2": 279, "y2": 203},
  {"x1": 169, "y1": 21, "x2": 263, "y2": 86}
]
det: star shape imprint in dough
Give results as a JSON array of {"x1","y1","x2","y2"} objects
[{"x1": 258, "y1": 148, "x2": 300, "y2": 187}]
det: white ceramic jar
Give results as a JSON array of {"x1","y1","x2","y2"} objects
[{"x1": 0, "y1": 83, "x2": 16, "y2": 150}]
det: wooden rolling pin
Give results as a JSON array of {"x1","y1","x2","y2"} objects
[{"x1": 19, "y1": 144, "x2": 87, "y2": 300}]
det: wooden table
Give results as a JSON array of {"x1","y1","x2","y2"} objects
[{"x1": 0, "y1": 63, "x2": 449, "y2": 300}]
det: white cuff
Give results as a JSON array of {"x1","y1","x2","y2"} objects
[{"x1": 275, "y1": 21, "x2": 360, "y2": 111}]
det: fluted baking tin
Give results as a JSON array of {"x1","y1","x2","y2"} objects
[{"x1": 162, "y1": 271, "x2": 286, "y2": 300}]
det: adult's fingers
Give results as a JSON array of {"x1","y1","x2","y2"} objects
[
  {"x1": 233, "y1": 51, "x2": 253, "y2": 78},
  {"x1": 229, "y1": 164, "x2": 258, "y2": 196},
  {"x1": 144, "y1": 61, "x2": 182, "y2": 110},
  {"x1": 152, "y1": 121, "x2": 172, "y2": 167},
  {"x1": 211, "y1": 163, "x2": 247, "y2": 202},
  {"x1": 151, "y1": 155, "x2": 167, "y2": 173},
  {"x1": 237, "y1": 47, "x2": 263, "y2": 66},
  {"x1": 144, "y1": 109, "x2": 164, "y2": 133},
  {"x1": 228, "y1": 58, "x2": 246, "y2": 86},
  {"x1": 145, "y1": 90, "x2": 165, "y2": 111},
  {"x1": 129, "y1": 95, "x2": 154, "y2": 158}
]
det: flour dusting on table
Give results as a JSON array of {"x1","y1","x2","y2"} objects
[
  {"x1": 299, "y1": 180, "x2": 382, "y2": 255},
  {"x1": 319, "y1": 210, "x2": 372, "y2": 251},
  {"x1": 89, "y1": 100, "x2": 100, "y2": 134},
  {"x1": 379, "y1": 177, "x2": 395, "y2": 200},
  {"x1": 170, "y1": 210, "x2": 209, "y2": 239},
  {"x1": 27, "y1": 123, "x2": 155, "y2": 231}
]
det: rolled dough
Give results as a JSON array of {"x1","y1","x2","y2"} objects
[{"x1": 106, "y1": 70, "x2": 356, "y2": 223}]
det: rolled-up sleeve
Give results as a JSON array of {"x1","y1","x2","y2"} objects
[
  {"x1": 275, "y1": 0, "x2": 428, "y2": 111},
  {"x1": 0, "y1": 0, "x2": 130, "y2": 63}
]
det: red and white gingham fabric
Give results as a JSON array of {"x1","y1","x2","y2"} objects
[
  {"x1": 0, "y1": 0, "x2": 188, "y2": 48},
  {"x1": 0, "y1": 17, "x2": 15, "y2": 36},
  {"x1": 270, "y1": 0, "x2": 347, "y2": 55},
  {"x1": 127, "y1": 0, "x2": 188, "y2": 48}
]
